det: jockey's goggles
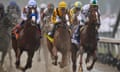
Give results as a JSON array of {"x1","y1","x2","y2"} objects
[
  {"x1": 28, "y1": 5, "x2": 37, "y2": 8},
  {"x1": 8, "y1": 6, "x2": 16, "y2": 9},
  {"x1": 60, "y1": 7, "x2": 66, "y2": 11},
  {"x1": 90, "y1": 5, "x2": 98, "y2": 11},
  {"x1": 75, "y1": 7, "x2": 81, "y2": 11}
]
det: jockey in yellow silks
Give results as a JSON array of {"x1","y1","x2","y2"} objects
[
  {"x1": 47, "y1": 1, "x2": 71, "y2": 39},
  {"x1": 70, "y1": 1, "x2": 82, "y2": 25}
]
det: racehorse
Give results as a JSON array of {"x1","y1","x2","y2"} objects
[
  {"x1": 46, "y1": 17, "x2": 71, "y2": 68},
  {"x1": 0, "y1": 14, "x2": 13, "y2": 67},
  {"x1": 71, "y1": 5, "x2": 100, "y2": 72},
  {"x1": 11, "y1": 8, "x2": 41, "y2": 72},
  {"x1": 42, "y1": 15, "x2": 53, "y2": 35}
]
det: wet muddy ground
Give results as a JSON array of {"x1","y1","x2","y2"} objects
[{"x1": 0, "y1": 37, "x2": 119, "y2": 72}]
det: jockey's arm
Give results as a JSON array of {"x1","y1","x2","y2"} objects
[
  {"x1": 36, "y1": 7, "x2": 41, "y2": 24},
  {"x1": 16, "y1": 6, "x2": 21, "y2": 18},
  {"x1": 97, "y1": 9, "x2": 101, "y2": 28},
  {"x1": 51, "y1": 8, "x2": 57, "y2": 24},
  {"x1": 69, "y1": 9, "x2": 73, "y2": 24},
  {"x1": 65, "y1": 9, "x2": 71, "y2": 26},
  {"x1": 21, "y1": 7, "x2": 27, "y2": 21},
  {"x1": 41, "y1": 8, "x2": 48, "y2": 21},
  {"x1": 69, "y1": 8, "x2": 73, "y2": 24}
]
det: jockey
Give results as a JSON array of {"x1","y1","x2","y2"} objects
[
  {"x1": 40, "y1": 3, "x2": 47, "y2": 14},
  {"x1": 40, "y1": 3, "x2": 47, "y2": 25},
  {"x1": 7, "y1": 1, "x2": 21, "y2": 17},
  {"x1": 13, "y1": 0, "x2": 41, "y2": 35},
  {"x1": 70, "y1": 1, "x2": 82, "y2": 25},
  {"x1": 41, "y1": 3, "x2": 54, "y2": 23},
  {"x1": 7, "y1": 1, "x2": 21, "y2": 25},
  {"x1": 0, "y1": 3, "x2": 12, "y2": 28},
  {"x1": 47, "y1": 1, "x2": 70, "y2": 38},
  {"x1": 72, "y1": 0, "x2": 101, "y2": 44},
  {"x1": 70, "y1": 1, "x2": 82, "y2": 44},
  {"x1": 80, "y1": 0, "x2": 100, "y2": 26}
]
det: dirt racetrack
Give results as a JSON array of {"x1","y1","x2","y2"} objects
[{"x1": 0, "y1": 36, "x2": 119, "y2": 72}]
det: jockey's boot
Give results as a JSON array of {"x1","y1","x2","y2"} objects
[
  {"x1": 16, "y1": 20, "x2": 25, "y2": 33},
  {"x1": 48, "y1": 24, "x2": 57, "y2": 38},
  {"x1": 37, "y1": 24, "x2": 42, "y2": 38},
  {"x1": 11, "y1": 24, "x2": 21, "y2": 39},
  {"x1": 74, "y1": 25, "x2": 82, "y2": 43},
  {"x1": 15, "y1": 20, "x2": 25, "y2": 38},
  {"x1": 96, "y1": 32, "x2": 99, "y2": 41}
]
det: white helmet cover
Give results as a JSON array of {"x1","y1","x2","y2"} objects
[{"x1": 28, "y1": 0, "x2": 37, "y2": 7}]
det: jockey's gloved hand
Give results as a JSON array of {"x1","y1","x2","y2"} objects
[
  {"x1": 81, "y1": 19, "x2": 84, "y2": 23},
  {"x1": 56, "y1": 16, "x2": 61, "y2": 23},
  {"x1": 37, "y1": 24, "x2": 42, "y2": 38},
  {"x1": 96, "y1": 23, "x2": 100, "y2": 30},
  {"x1": 97, "y1": 23, "x2": 100, "y2": 28},
  {"x1": 37, "y1": 24, "x2": 41, "y2": 31}
]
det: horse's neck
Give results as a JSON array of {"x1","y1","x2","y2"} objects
[
  {"x1": 24, "y1": 22, "x2": 36, "y2": 35},
  {"x1": 87, "y1": 23, "x2": 96, "y2": 31},
  {"x1": 57, "y1": 25, "x2": 69, "y2": 37},
  {"x1": 55, "y1": 27, "x2": 69, "y2": 42},
  {"x1": 84, "y1": 22, "x2": 96, "y2": 38}
]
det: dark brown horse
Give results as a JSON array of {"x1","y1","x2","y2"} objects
[
  {"x1": 46, "y1": 21, "x2": 71, "y2": 68},
  {"x1": 11, "y1": 9, "x2": 40, "y2": 72},
  {"x1": 71, "y1": 5, "x2": 100, "y2": 72}
]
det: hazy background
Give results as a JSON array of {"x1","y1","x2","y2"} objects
[{"x1": 0, "y1": 0, "x2": 120, "y2": 14}]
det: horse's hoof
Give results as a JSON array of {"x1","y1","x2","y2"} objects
[
  {"x1": 22, "y1": 68, "x2": 26, "y2": 72},
  {"x1": 52, "y1": 62, "x2": 57, "y2": 66},
  {"x1": 59, "y1": 62, "x2": 65, "y2": 68},
  {"x1": 51, "y1": 55, "x2": 54, "y2": 60},
  {"x1": 87, "y1": 65, "x2": 93, "y2": 71},
  {"x1": 86, "y1": 58, "x2": 89, "y2": 64},
  {"x1": 15, "y1": 61, "x2": 20, "y2": 68},
  {"x1": 60, "y1": 64, "x2": 64, "y2": 68},
  {"x1": 27, "y1": 64, "x2": 32, "y2": 69}
]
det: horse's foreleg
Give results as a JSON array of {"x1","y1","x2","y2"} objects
[
  {"x1": 15, "y1": 49, "x2": 22, "y2": 68},
  {"x1": 79, "y1": 46, "x2": 83, "y2": 72},
  {"x1": 60, "y1": 52, "x2": 67, "y2": 68},
  {"x1": 71, "y1": 47, "x2": 77, "y2": 72},
  {"x1": 47, "y1": 39, "x2": 54, "y2": 60},
  {"x1": 25, "y1": 51, "x2": 35, "y2": 70},
  {"x1": 0, "y1": 51, "x2": 7, "y2": 66},
  {"x1": 37, "y1": 48, "x2": 41, "y2": 62},
  {"x1": 86, "y1": 50, "x2": 97, "y2": 70},
  {"x1": 48, "y1": 45, "x2": 54, "y2": 60},
  {"x1": 52, "y1": 47, "x2": 58, "y2": 65}
]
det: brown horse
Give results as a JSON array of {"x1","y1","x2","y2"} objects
[
  {"x1": 71, "y1": 5, "x2": 100, "y2": 72},
  {"x1": 46, "y1": 21, "x2": 71, "y2": 68},
  {"x1": 11, "y1": 9, "x2": 40, "y2": 72}
]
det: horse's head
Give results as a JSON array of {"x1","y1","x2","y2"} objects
[
  {"x1": 56, "y1": 14, "x2": 70, "y2": 30},
  {"x1": 88, "y1": 5, "x2": 99, "y2": 26},
  {"x1": 27, "y1": 7, "x2": 37, "y2": 26}
]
